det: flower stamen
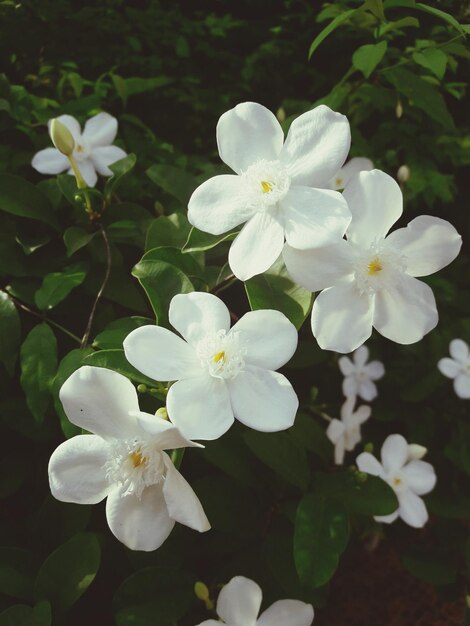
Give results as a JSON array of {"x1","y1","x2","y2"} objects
[
  {"x1": 367, "y1": 258, "x2": 383, "y2": 275},
  {"x1": 261, "y1": 180, "x2": 273, "y2": 193}
]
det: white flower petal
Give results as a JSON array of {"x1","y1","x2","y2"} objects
[
  {"x1": 195, "y1": 621, "x2": 220, "y2": 626},
  {"x1": 31, "y1": 148, "x2": 70, "y2": 175},
  {"x1": 328, "y1": 157, "x2": 374, "y2": 190},
  {"x1": 437, "y1": 357, "x2": 460, "y2": 378},
  {"x1": 342, "y1": 376, "x2": 358, "y2": 398},
  {"x1": 358, "y1": 380, "x2": 377, "y2": 402},
  {"x1": 353, "y1": 405, "x2": 372, "y2": 425},
  {"x1": 356, "y1": 452, "x2": 383, "y2": 476},
  {"x1": 91, "y1": 145, "x2": 127, "y2": 176},
  {"x1": 326, "y1": 418, "x2": 345, "y2": 444},
  {"x1": 257, "y1": 599, "x2": 314, "y2": 626},
  {"x1": 228, "y1": 210, "x2": 284, "y2": 280},
  {"x1": 398, "y1": 490, "x2": 429, "y2": 528},
  {"x1": 75, "y1": 159, "x2": 98, "y2": 187},
  {"x1": 454, "y1": 373, "x2": 470, "y2": 399},
  {"x1": 216, "y1": 102, "x2": 284, "y2": 174},
  {"x1": 374, "y1": 510, "x2": 399, "y2": 524},
  {"x1": 228, "y1": 365, "x2": 298, "y2": 432},
  {"x1": 334, "y1": 438, "x2": 346, "y2": 465},
  {"x1": 166, "y1": 374, "x2": 234, "y2": 440},
  {"x1": 51, "y1": 115, "x2": 81, "y2": 141},
  {"x1": 135, "y1": 412, "x2": 202, "y2": 450},
  {"x1": 283, "y1": 240, "x2": 354, "y2": 293},
  {"x1": 401, "y1": 460, "x2": 436, "y2": 495},
  {"x1": 353, "y1": 345, "x2": 369, "y2": 368},
  {"x1": 311, "y1": 281, "x2": 374, "y2": 353},
  {"x1": 123, "y1": 325, "x2": 200, "y2": 382},
  {"x1": 48, "y1": 435, "x2": 110, "y2": 504},
  {"x1": 231, "y1": 309, "x2": 298, "y2": 370},
  {"x1": 81, "y1": 112, "x2": 118, "y2": 146},
  {"x1": 280, "y1": 105, "x2": 351, "y2": 187},
  {"x1": 364, "y1": 360, "x2": 385, "y2": 380},
  {"x1": 59, "y1": 366, "x2": 140, "y2": 439},
  {"x1": 106, "y1": 483, "x2": 175, "y2": 551},
  {"x1": 162, "y1": 454, "x2": 210, "y2": 532},
  {"x1": 381, "y1": 434, "x2": 408, "y2": 474},
  {"x1": 449, "y1": 339, "x2": 470, "y2": 363},
  {"x1": 188, "y1": 175, "x2": 255, "y2": 235},
  {"x1": 281, "y1": 186, "x2": 351, "y2": 249},
  {"x1": 338, "y1": 356, "x2": 355, "y2": 376},
  {"x1": 169, "y1": 292, "x2": 231, "y2": 346},
  {"x1": 373, "y1": 275, "x2": 438, "y2": 345},
  {"x1": 217, "y1": 576, "x2": 262, "y2": 625},
  {"x1": 386, "y1": 216, "x2": 462, "y2": 277},
  {"x1": 344, "y1": 170, "x2": 402, "y2": 247}
]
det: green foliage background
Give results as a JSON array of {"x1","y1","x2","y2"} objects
[{"x1": 0, "y1": 1, "x2": 468, "y2": 624}]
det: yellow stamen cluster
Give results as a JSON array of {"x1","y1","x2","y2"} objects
[
  {"x1": 261, "y1": 180, "x2": 273, "y2": 193},
  {"x1": 130, "y1": 450, "x2": 145, "y2": 468},
  {"x1": 367, "y1": 258, "x2": 383, "y2": 275},
  {"x1": 213, "y1": 351, "x2": 225, "y2": 363}
]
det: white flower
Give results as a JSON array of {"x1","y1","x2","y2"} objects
[
  {"x1": 123, "y1": 291, "x2": 299, "y2": 441},
  {"x1": 196, "y1": 575, "x2": 314, "y2": 626},
  {"x1": 338, "y1": 344, "x2": 385, "y2": 401},
  {"x1": 356, "y1": 433, "x2": 436, "y2": 528},
  {"x1": 48, "y1": 366, "x2": 210, "y2": 551},
  {"x1": 327, "y1": 156, "x2": 373, "y2": 190},
  {"x1": 437, "y1": 338, "x2": 470, "y2": 399},
  {"x1": 284, "y1": 169, "x2": 462, "y2": 353},
  {"x1": 188, "y1": 102, "x2": 351, "y2": 281},
  {"x1": 32, "y1": 112, "x2": 127, "y2": 187},
  {"x1": 326, "y1": 396, "x2": 371, "y2": 465}
]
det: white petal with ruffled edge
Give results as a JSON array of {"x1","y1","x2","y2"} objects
[
  {"x1": 401, "y1": 460, "x2": 436, "y2": 495},
  {"x1": 188, "y1": 175, "x2": 255, "y2": 235},
  {"x1": 311, "y1": 280, "x2": 374, "y2": 353},
  {"x1": 123, "y1": 325, "x2": 200, "y2": 382},
  {"x1": 166, "y1": 374, "x2": 234, "y2": 441},
  {"x1": 398, "y1": 490, "x2": 428, "y2": 528},
  {"x1": 169, "y1": 292, "x2": 231, "y2": 346},
  {"x1": 216, "y1": 102, "x2": 284, "y2": 174},
  {"x1": 281, "y1": 186, "x2": 351, "y2": 249},
  {"x1": 280, "y1": 105, "x2": 350, "y2": 187},
  {"x1": 386, "y1": 215, "x2": 462, "y2": 277},
  {"x1": 105, "y1": 483, "x2": 175, "y2": 552},
  {"x1": 344, "y1": 170, "x2": 403, "y2": 247},
  {"x1": 217, "y1": 576, "x2": 262, "y2": 626},
  {"x1": 381, "y1": 434, "x2": 408, "y2": 474},
  {"x1": 257, "y1": 599, "x2": 314, "y2": 626},
  {"x1": 59, "y1": 366, "x2": 140, "y2": 439},
  {"x1": 230, "y1": 309, "x2": 297, "y2": 370},
  {"x1": 82, "y1": 112, "x2": 118, "y2": 146},
  {"x1": 228, "y1": 210, "x2": 284, "y2": 280},
  {"x1": 31, "y1": 148, "x2": 69, "y2": 175},
  {"x1": 48, "y1": 435, "x2": 110, "y2": 504},
  {"x1": 228, "y1": 366, "x2": 298, "y2": 432},
  {"x1": 91, "y1": 145, "x2": 127, "y2": 175},
  {"x1": 373, "y1": 274, "x2": 438, "y2": 344}
]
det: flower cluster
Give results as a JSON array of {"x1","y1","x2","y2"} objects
[{"x1": 438, "y1": 338, "x2": 470, "y2": 399}]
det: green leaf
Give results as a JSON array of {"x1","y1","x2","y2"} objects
[
  {"x1": 146, "y1": 164, "x2": 197, "y2": 205},
  {"x1": 104, "y1": 153, "x2": 137, "y2": 200},
  {"x1": 145, "y1": 213, "x2": 191, "y2": 251},
  {"x1": 84, "y1": 349, "x2": 158, "y2": 389},
  {"x1": 123, "y1": 76, "x2": 172, "y2": 96},
  {"x1": 244, "y1": 430, "x2": 310, "y2": 491},
  {"x1": 413, "y1": 48, "x2": 447, "y2": 80},
  {"x1": 308, "y1": 9, "x2": 357, "y2": 60},
  {"x1": 113, "y1": 566, "x2": 194, "y2": 626},
  {"x1": 0, "y1": 291, "x2": 21, "y2": 375},
  {"x1": 363, "y1": 0, "x2": 385, "y2": 20},
  {"x1": 378, "y1": 16, "x2": 420, "y2": 35},
  {"x1": 20, "y1": 323, "x2": 57, "y2": 423},
  {"x1": 34, "y1": 263, "x2": 87, "y2": 310},
  {"x1": 0, "y1": 174, "x2": 59, "y2": 230},
  {"x1": 0, "y1": 603, "x2": 50, "y2": 626},
  {"x1": 34, "y1": 533, "x2": 100, "y2": 614},
  {"x1": 294, "y1": 493, "x2": 349, "y2": 588},
  {"x1": 0, "y1": 547, "x2": 38, "y2": 601},
  {"x1": 92, "y1": 316, "x2": 153, "y2": 350},
  {"x1": 63, "y1": 227, "x2": 97, "y2": 257},
  {"x1": 245, "y1": 258, "x2": 312, "y2": 330},
  {"x1": 183, "y1": 226, "x2": 238, "y2": 253},
  {"x1": 353, "y1": 41, "x2": 388, "y2": 78},
  {"x1": 415, "y1": 2, "x2": 466, "y2": 34},
  {"x1": 402, "y1": 552, "x2": 457, "y2": 585}
]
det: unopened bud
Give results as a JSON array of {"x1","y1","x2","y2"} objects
[
  {"x1": 137, "y1": 384, "x2": 147, "y2": 393},
  {"x1": 364, "y1": 442, "x2": 374, "y2": 454},
  {"x1": 407, "y1": 444, "x2": 427, "y2": 460},
  {"x1": 194, "y1": 581, "x2": 214, "y2": 610},
  {"x1": 276, "y1": 106, "x2": 286, "y2": 123},
  {"x1": 396, "y1": 99, "x2": 403, "y2": 119},
  {"x1": 155, "y1": 407, "x2": 168, "y2": 420},
  {"x1": 49, "y1": 119, "x2": 75, "y2": 156},
  {"x1": 355, "y1": 470, "x2": 368, "y2": 483},
  {"x1": 397, "y1": 165, "x2": 410, "y2": 184}
]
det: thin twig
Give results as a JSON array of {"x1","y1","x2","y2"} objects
[
  {"x1": 81, "y1": 225, "x2": 112, "y2": 348},
  {"x1": 210, "y1": 272, "x2": 236, "y2": 295}
]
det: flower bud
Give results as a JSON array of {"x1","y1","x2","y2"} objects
[
  {"x1": 407, "y1": 444, "x2": 427, "y2": 460},
  {"x1": 155, "y1": 407, "x2": 168, "y2": 420},
  {"x1": 355, "y1": 470, "x2": 368, "y2": 483},
  {"x1": 49, "y1": 119, "x2": 75, "y2": 156},
  {"x1": 397, "y1": 165, "x2": 410, "y2": 183},
  {"x1": 364, "y1": 442, "x2": 374, "y2": 453},
  {"x1": 194, "y1": 581, "x2": 214, "y2": 610},
  {"x1": 396, "y1": 99, "x2": 403, "y2": 119},
  {"x1": 137, "y1": 384, "x2": 147, "y2": 393},
  {"x1": 276, "y1": 106, "x2": 286, "y2": 123}
]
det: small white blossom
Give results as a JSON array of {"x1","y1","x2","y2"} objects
[
  {"x1": 326, "y1": 396, "x2": 371, "y2": 465},
  {"x1": 123, "y1": 292, "x2": 299, "y2": 441},
  {"x1": 48, "y1": 366, "x2": 210, "y2": 551},
  {"x1": 32, "y1": 112, "x2": 127, "y2": 187},
  {"x1": 338, "y1": 344, "x2": 385, "y2": 401},
  {"x1": 284, "y1": 169, "x2": 462, "y2": 353},
  {"x1": 437, "y1": 338, "x2": 470, "y2": 399},
  {"x1": 327, "y1": 156, "x2": 373, "y2": 190},
  {"x1": 356, "y1": 433, "x2": 436, "y2": 528},
  {"x1": 188, "y1": 102, "x2": 352, "y2": 280},
  {"x1": 196, "y1": 575, "x2": 314, "y2": 626}
]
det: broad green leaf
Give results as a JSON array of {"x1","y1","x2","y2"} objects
[
  {"x1": 183, "y1": 226, "x2": 238, "y2": 253},
  {"x1": 0, "y1": 602, "x2": 50, "y2": 626},
  {"x1": 294, "y1": 494, "x2": 349, "y2": 588},
  {"x1": 146, "y1": 164, "x2": 197, "y2": 205},
  {"x1": 245, "y1": 259, "x2": 312, "y2": 330},
  {"x1": 415, "y1": 2, "x2": 466, "y2": 34},
  {"x1": 0, "y1": 174, "x2": 59, "y2": 229},
  {"x1": 34, "y1": 532, "x2": 100, "y2": 614},
  {"x1": 244, "y1": 430, "x2": 310, "y2": 491},
  {"x1": 308, "y1": 9, "x2": 357, "y2": 60},
  {"x1": 363, "y1": 0, "x2": 385, "y2": 20},
  {"x1": 93, "y1": 316, "x2": 153, "y2": 350},
  {"x1": 145, "y1": 213, "x2": 191, "y2": 250},
  {"x1": 104, "y1": 153, "x2": 137, "y2": 199},
  {"x1": 353, "y1": 41, "x2": 388, "y2": 78},
  {"x1": 0, "y1": 547, "x2": 39, "y2": 601},
  {"x1": 413, "y1": 48, "x2": 447, "y2": 79},
  {"x1": 34, "y1": 263, "x2": 87, "y2": 310},
  {"x1": 289, "y1": 413, "x2": 331, "y2": 463},
  {"x1": 124, "y1": 76, "x2": 172, "y2": 96},
  {"x1": 402, "y1": 553, "x2": 457, "y2": 585},
  {"x1": 63, "y1": 226, "x2": 97, "y2": 257},
  {"x1": 0, "y1": 291, "x2": 20, "y2": 375},
  {"x1": 20, "y1": 323, "x2": 57, "y2": 423},
  {"x1": 113, "y1": 566, "x2": 194, "y2": 626},
  {"x1": 84, "y1": 349, "x2": 159, "y2": 389},
  {"x1": 378, "y1": 16, "x2": 420, "y2": 35}
]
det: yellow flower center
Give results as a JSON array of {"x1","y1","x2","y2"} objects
[
  {"x1": 392, "y1": 477, "x2": 402, "y2": 487},
  {"x1": 213, "y1": 351, "x2": 225, "y2": 363},
  {"x1": 335, "y1": 177, "x2": 343, "y2": 188},
  {"x1": 261, "y1": 180, "x2": 273, "y2": 193},
  {"x1": 367, "y1": 258, "x2": 383, "y2": 275},
  {"x1": 130, "y1": 450, "x2": 146, "y2": 468},
  {"x1": 76, "y1": 144, "x2": 84, "y2": 153}
]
